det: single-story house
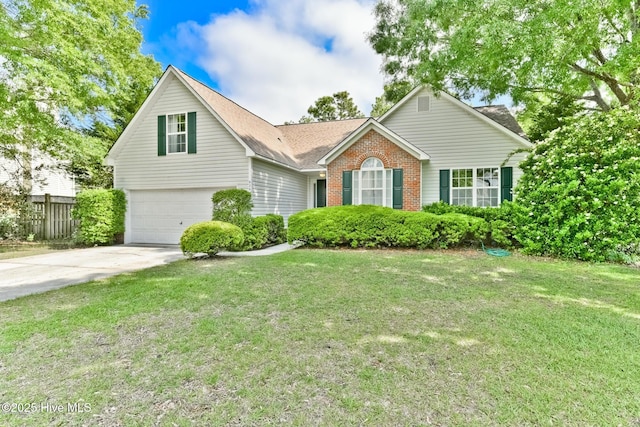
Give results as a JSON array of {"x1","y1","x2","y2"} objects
[{"x1": 106, "y1": 66, "x2": 532, "y2": 244}]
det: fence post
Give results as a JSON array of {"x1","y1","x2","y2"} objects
[{"x1": 44, "y1": 193, "x2": 51, "y2": 240}]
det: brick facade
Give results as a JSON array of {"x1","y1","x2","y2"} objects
[{"x1": 326, "y1": 130, "x2": 422, "y2": 211}]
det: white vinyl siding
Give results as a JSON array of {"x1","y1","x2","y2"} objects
[
  {"x1": 251, "y1": 159, "x2": 307, "y2": 224},
  {"x1": 112, "y1": 74, "x2": 249, "y2": 190},
  {"x1": 381, "y1": 87, "x2": 527, "y2": 205}
]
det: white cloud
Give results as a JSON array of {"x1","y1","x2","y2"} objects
[{"x1": 175, "y1": 0, "x2": 383, "y2": 124}]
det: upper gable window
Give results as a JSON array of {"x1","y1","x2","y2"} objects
[{"x1": 167, "y1": 113, "x2": 187, "y2": 153}]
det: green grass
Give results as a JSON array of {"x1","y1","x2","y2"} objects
[
  {"x1": 1, "y1": 249, "x2": 639, "y2": 426},
  {"x1": 0, "y1": 241, "x2": 79, "y2": 260}
]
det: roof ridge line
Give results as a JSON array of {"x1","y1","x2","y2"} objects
[{"x1": 172, "y1": 66, "x2": 279, "y2": 129}]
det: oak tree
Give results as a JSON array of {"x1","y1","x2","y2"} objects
[
  {"x1": 0, "y1": 0, "x2": 161, "y2": 194},
  {"x1": 297, "y1": 91, "x2": 365, "y2": 123},
  {"x1": 369, "y1": 0, "x2": 640, "y2": 113}
]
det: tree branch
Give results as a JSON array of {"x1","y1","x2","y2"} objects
[
  {"x1": 570, "y1": 62, "x2": 629, "y2": 104},
  {"x1": 602, "y1": 10, "x2": 630, "y2": 42}
]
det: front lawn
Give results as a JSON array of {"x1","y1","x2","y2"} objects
[
  {"x1": 1, "y1": 250, "x2": 639, "y2": 425},
  {"x1": 0, "y1": 243, "x2": 57, "y2": 260}
]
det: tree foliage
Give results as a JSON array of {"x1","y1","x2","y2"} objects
[
  {"x1": 512, "y1": 108, "x2": 640, "y2": 261},
  {"x1": 297, "y1": 91, "x2": 365, "y2": 123},
  {"x1": 369, "y1": 0, "x2": 640, "y2": 112},
  {"x1": 0, "y1": 0, "x2": 161, "y2": 194},
  {"x1": 370, "y1": 81, "x2": 413, "y2": 117}
]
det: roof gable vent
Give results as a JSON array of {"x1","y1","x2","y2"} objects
[{"x1": 417, "y1": 96, "x2": 431, "y2": 112}]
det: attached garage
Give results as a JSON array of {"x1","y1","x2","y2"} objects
[{"x1": 128, "y1": 188, "x2": 220, "y2": 244}]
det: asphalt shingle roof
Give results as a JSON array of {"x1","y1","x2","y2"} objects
[{"x1": 175, "y1": 67, "x2": 527, "y2": 170}]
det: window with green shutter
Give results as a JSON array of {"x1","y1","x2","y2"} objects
[
  {"x1": 441, "y1": 167, "x2": 509, "y2": 207},
  {"x1": 157, "y1": 115, "x2": 166, "y2": 156},
  {"x1": 187, "y1": 112, "x2": 197, "y2": 154},
  {"x1": 500, "y1": 166, "x2": 513, "y2": 202},
  {"x1": 392, "y1": 168, "x2": 403, "y2": 209},
  {"x1": 342, "y1": 170, "x2": 352, "y2": 205},
  {"x1": 439, "y1": 170, "x2": 450, "y2": 203},
  {"x1": 157, "y1": 112, "x2": 197, "y2": 155}
]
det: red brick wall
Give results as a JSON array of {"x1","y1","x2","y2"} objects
[{"x1": 326, "y1": 130, "x2": 422, "y2": 211}]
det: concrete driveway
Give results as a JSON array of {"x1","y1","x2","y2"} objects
[{"x1": 0, "y1": 245, "x2": 183, "y2": 302}]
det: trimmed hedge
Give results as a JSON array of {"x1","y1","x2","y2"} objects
[
  {"x1": 255, "y1": 214, "x2": 287, "y2": 246},
  {"x1": 229, "y1": 214, "x2": 286, "y2": 251},
  {"x1": 73, "y1": 189, "x2": 126, "y2": 245},
  {"x1": 287, "y1": 205, "x2": 490, "y2": 249},
  {"x1": 211, "y1": 189, "x2": 286, "y2": 251},
  {"x1": 422, "y1": 201, "x2": 517, "y2": 247},
  {"x1": 180, "y1": 221, "x2": 244, "y2": 257}
]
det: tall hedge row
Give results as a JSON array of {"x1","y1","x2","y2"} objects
[
  {"x1": 512, "y1": 108, "x2": 640, "y2": 262},
  {"x1": 73, "y1": 189, "x2": 126, "y2": 245}
]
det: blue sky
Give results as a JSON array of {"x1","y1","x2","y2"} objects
[{"x1": 138, "y1": 0, "x2": 384, "y2": 124}]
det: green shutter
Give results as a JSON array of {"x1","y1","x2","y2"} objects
[
  {"x1": 439, "y1": 170, "x2": 450, "y2": 203},
  {"x1": 342, "y1": 170, "x2": 352, "y2": 205},
  {"x1": 392, "y1": 168, "x2": 403, "y2": 209},
  {"x1": 501, "y1": 166, "x2": 513, "y2": 202},
  {"x1": 187, "y1": 111, "x2": 197, "y2": 154},
  {"x1": 157, "y1": 115, "x2": 166, "y2": 156}
]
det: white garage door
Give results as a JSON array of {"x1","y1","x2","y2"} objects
[{"x1": 129, "y1": 188, "x2": 218, "y2": 244}]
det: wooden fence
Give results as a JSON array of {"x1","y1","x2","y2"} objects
[{"x1": 22, "y1": 194, "x2": 78, "y2": 240}]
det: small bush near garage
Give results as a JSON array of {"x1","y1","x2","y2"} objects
[
  {"x1": 287, "y1": 205, "x2": 490, "y2": 249},
  {"x1": 211, "y1": 189, "x2": 286, "y2": 251},
  {"x1": 73, "y1": 189, "x2": 126, "y2": 245},
  {"x1": 212, "y1": 189, "x2": 253, "y2": 222},
  {"x1": 180, "y1": 221, "x2": 244, "y2": 257},
  {"x1": 255, "y1": 214, "x2": 286, "y2": 245}
]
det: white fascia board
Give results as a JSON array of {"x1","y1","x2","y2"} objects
[
  {"x1": 318, "y1": 119, "x2": 430, "y2": 166},
  {"x1": 251, "y1": 153, "x2": 301, "y2": 172}
]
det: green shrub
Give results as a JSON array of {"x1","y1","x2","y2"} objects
[
  {"x1": 231, "y1": 214, "x2": 268, "y2": 251},
  {"x1": 422, "y1": 201, "x2": 516, "y2": 246},
  {"x1": 0, "y1": 211, "x2": 19, "y2": 240},
  {"x1": 212, "y1": 189, "x2": 253, "y2": 222},
  {"x1": 513, "y1": 108, "x2": 640, "y2": 261},
  {"x1": 255, "y1": 214, "x2": 286, "y2": 245},
  {"x1": 287, "y1": 205, "x2": 490, "y2": 249},
  {"x1": 72, "y1": 189, "x2": 126, "y2": 245},
  {"x1": 180, "y1": 221, "x2": 244, "y2": 257},
  {"x1": 211, "y1": 189, "x2": 285, "y2": 251}
]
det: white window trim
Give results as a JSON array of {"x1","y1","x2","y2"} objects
[
  {"x1": 353, "y1": 157, "x2": 392, "y2": 207},
  {"x1": 450, "y1": 166, "x2": 501, "y2": 207},
  {"x1": 166, "y1": 112, "x2": 188, "y2": 155}
]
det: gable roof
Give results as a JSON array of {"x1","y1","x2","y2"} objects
[
  {"x1": 173, "y1": 68, "x2": 301, "y2": 169},
  {"x1": 474, "y1": 105, "x2": 527, "y2": 139},
  {"x1": 277, "y1": 118, "x2": 367, "y2": 169},
  {"x1": 108, "y1": 66, "x2": 530, "y2": 170},
  {"x1": 318, "y1": 118, "x2": 430, "y2": 166},
  {"x1": 379, "y1": 86, "x2": 532, "y2": 147}
]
